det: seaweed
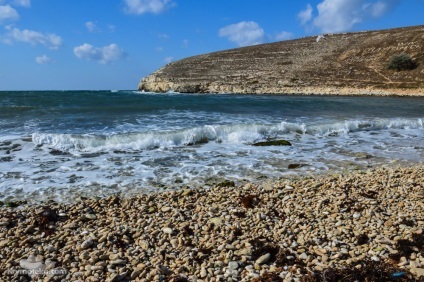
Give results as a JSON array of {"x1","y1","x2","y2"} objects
[
  {"x1": 34, "y1": 206, "x2": 59, "y2": 236},
  {"x1": 216, "y1": 180, "x2": 235, "y2": 188},
  {"x1": 241, "y1": 194, "x2": 258, "y2": 209},
  {"x1": 233, "y1": 211, "x2": 247, "y2": 218},
  {"x1": 251, "y1": 272, "x2": 284, "y2": 282},
  {"x1": 252, "y1": 140, "x2": 292, "y2": 146},
  {"x1": 389, "y1": 233, "x2": 423, "y2": 262},
  {"x1": 181, "y1": 225, "x2": 194, "y2": 236},
  {"x1": 302, "y1": 260, "x2": 419, "y2": 282},
  {"x1": 401, "y1": 218, "x2": 415, "y2": 227},
  {"x1": 356, "y1": 233, "x2": 370, "y2": 245},
  {"x1": 169, "y1": 275, "x2": 189, "y2": 282}
]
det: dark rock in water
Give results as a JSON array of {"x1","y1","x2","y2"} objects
[
  {"x1": 253, "y1": 140, "x2": 292, "y2": 146},
  {"x1": 5, "y1": 200, "x2": 27, "y2": 208},
  {"x1": 50, "y1": 149, "x2": 70, "y2": 156},
  {"x1": 11, "y1": 144, "x2": 21, "y2": 151},
  {"x1": 187, "y1": 136, "x2": 209, "y2": 146},
  {"x1": 0, "y1": 157, "x2": 13, "y2": 162},
  {"x1": 288, "y1": 164, "x2": 308, "y2": 169},
  {"x1": 216, "y1": 180, "x2": 235, "y2": 188},
  {"x1": 81, "y1": 152, "x2": 104, "y2": 158}
]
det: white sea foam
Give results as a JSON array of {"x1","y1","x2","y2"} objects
[{"x1": 30, "y1": 118, "x2": 424, "y2": 154}]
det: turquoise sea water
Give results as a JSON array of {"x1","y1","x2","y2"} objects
[{"x1": 1, "y1": 90, "x2": 423, "y2": 203}]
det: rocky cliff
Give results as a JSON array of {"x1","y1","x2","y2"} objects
[{"x1": 139, "y1": 25, "x2": 424, "y2": 95}]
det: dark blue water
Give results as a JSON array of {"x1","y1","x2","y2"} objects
[{"x1": 1, "y1": 90, "x2": 423, "y2": 203}]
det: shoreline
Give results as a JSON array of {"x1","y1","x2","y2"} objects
[
  {"x1": 1, "y1": 164, "x2": 423, "y2": 281},
  {"x1": 139, "y1": 86, "x2": 424, "y2": 97}
]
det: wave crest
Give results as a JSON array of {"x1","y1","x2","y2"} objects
[{"x1": 31, "y1": 118, "x2": 423, "y2": 154}]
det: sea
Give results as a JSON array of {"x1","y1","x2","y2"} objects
[{"x1": 1, "y1": 90, "x2": 423, "y2": 204}]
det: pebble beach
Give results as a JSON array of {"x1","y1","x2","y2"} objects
[{"x1": 0, "y1": 164, "x2": 423, "y2": 281}]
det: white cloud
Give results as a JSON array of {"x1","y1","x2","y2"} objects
[
  {"x1": 274, "y1": 31, "x2": 293, "y2": 41},
  {"x1": 182, "y1": 39, "x2": 188, "y2": 48},
  {"x1": 3, "y1": 26, "x2": 62, "y2": 49},
  {"x1": 157, "y1": 33, "x2": 169, "y2": 39},
  {"x1": 163, "y1": 56, "x2": 173, "y2": 63},
  {"x1": 155, "y1": 46, "x2": 164, "y2": 52},
  {"x1": 74, "y1": 43, "x2": 127, "y2": 64},
  {"x1": 13, "y1": 0, "x2": 30, "y2": 7},
  {"x1": 123, "y1": 0, "x2": 174, "y2": 15},
  {"x1": 298, "y1": 4, "x2": 313, "y2": 25},
  {"x1": 108, "y1": 24, "x2": 116, "y2": 32},
  {"x1": 219, "y1": 21, "x2": 264, "y2": 47},
  {"x1": 86, "y1": 21, "x2": 99, "y2": 33},
  {"x1": 35, "y1": 54, "x2": 52, "y2": 64},
  {"x1": 300, "y1": 0, "x2": 400, "y2": 33},
  {"x1": 0, "y1": 5, "x2": 19, "y2": 22}
]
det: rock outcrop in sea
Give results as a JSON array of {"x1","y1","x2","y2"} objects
[{"x1": 139, "y1": 25, "x2": 424, "y2": 95}]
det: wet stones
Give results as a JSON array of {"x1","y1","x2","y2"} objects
[{"x1": 0, "y1": 165, "x2": 423, "y2": 281}]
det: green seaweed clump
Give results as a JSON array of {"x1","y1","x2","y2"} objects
[{"x1": 253, "y1": 140, "x2": 292, "y2": 146}]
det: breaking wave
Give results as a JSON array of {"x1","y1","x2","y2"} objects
[{"x1": 31, "y1": 118, "x2": 423, "y2": 154}]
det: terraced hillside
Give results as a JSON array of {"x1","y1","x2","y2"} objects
[{"x1": 138, "y1": 25, "x2": 424, "y2": 95}]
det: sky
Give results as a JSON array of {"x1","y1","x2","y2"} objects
[{"x1": 0, "y1": 0, "x2": 423, "y2": 90}]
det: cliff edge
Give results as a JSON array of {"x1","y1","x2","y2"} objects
[{"x1": 139, "y1": 25, "x2": 424, "y2": 96}]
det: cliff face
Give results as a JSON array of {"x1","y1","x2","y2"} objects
[{"x1": 139, "y1": 25, "x2": 424, "y2": 95}]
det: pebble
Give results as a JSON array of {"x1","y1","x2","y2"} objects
[
  {"x1": 228, "y1": 261, "x2": 239, "y2": 270},
  {"x1": 161, "y1": 206, "x2": 171, "y2": 212},
  {"x1": 299, "y1": 253, "x2": 308, "y2": 260},
  {"x1": 84, "y1": 213, "x2": 97, "y2": 220},
  {"x1": 255, "y1": 253, "x2": 271, "y2": 265},
  {"x1": 162, "y1": 227, "x2": 173, "y2": 234},
  {"x1": 81, "y1": 239, "x2": 94, "y2": 249},
  {"x1": 111, "y1": 259, "x2": 126, "y2": 265},
  {"x1": 210, "y1": 217, "x2": 223, "y2": 225}
]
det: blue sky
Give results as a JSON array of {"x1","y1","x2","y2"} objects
[{"x1": 0, "y1": 0, "x2": 423, "y2": 90}]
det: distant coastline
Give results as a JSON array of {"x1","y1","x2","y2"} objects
[{"x1": 139, "y1": 25, "x2": 424, "y2": 96}]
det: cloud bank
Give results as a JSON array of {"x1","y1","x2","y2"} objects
[
  {"x1": 74, "y1": 43, "x2": 127, "y2": 64},
  {"x1": 123, "y1": 0, "x2": 174, "y2": 15},
  {"x1": 35, "y1": 54, "x2": 52, "y2": 64},
  {"x1": 13, "y1": 0, "x2": 30, "y2": 8},
  {"x1": 0, "y1": 5, "x2": 19, "y2": 22},
  {"x1": 219, "y1": 21, "x2": 264, "y2": 47},
  {"x1": 3, "y1": 26, "x2": 62, "y2": 49},
  {"x1": 299, "y1": 0, "x2": 400, "y2": 33}
]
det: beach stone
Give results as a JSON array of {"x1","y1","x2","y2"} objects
[
  {"x1": 63, "y1": 222, "x2": 78, "y2": 229},
  {"x1": 162, "y1": 227, "x2": 173, "y2": 234},
  {"x1": 0, "y1": 239, "x2": 9, "y2": 247},
  {"x1": 210, "y1": 217, "x2": 223, "y2": 225},
  {"x1": 158, "y1": 265, "x2": 172, "y2": 275},
  {"x1": 81, "y1": 239, "x2": 94, "y2": 249},
  {"x1": 161, "y1": 206, "x2": 171, "y2": 212},
  {"x1": 181, "y1": 189, "x2": 193, "y2": 196},
  {"x1": 84, "y1": 213, "x2": 97, "y2": 220},
  {"x1": 200, "y1": 268, "x2": 208, "y2": 278},
  {"x1": 46, "y1": 245, "x2": 56, "y2": 253},
  {"x1": 91, "y1": 265, "x2": 104, "y2": 271},
  {"x1": 109, "y1": 253, "x2": 120, "y2": 260},
  {"x1": 0, "y1": 221, "x2": 9, "y2": 227},
  {"x1": 410, "y1": 267, "x2": 424, "y2": 278},
  {"x1": 130, "y1": 270, "x2": 141, "y2": 279},
  {"x1": 299, "y1": 253, "x2": 308, "y2": 260},
  {"x1": 111, "y1": 259, "x2": 126, "y2": 265},
  {"x1": 228, "y1": 261, "x2": 239, "y2": 270},
  {"x1": 255, "y1": 253, "x2": 271, "y2": 265}
]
